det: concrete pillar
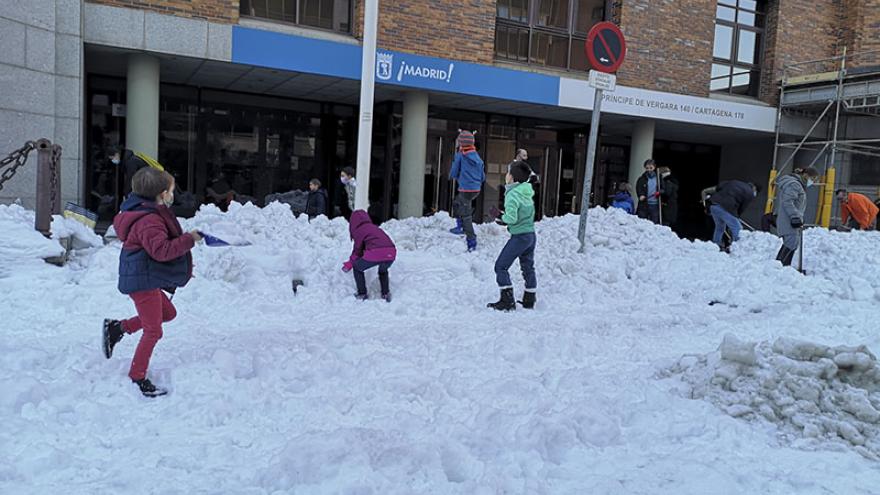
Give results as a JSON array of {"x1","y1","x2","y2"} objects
[
  {"x1": 628, "y1": 119, "x2": 655, "y2": 189},
  {"x1": 126, "y1": 54, "x2": 160, "y2": 158},
  {"x1": 398, "y1": 91, "x2": 429, "y2": 218}
]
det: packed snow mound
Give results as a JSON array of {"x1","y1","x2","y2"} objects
[
  {"x1": 50, "y1": 214, "x2": 103, "y2": 249},
  {"x1": 661, "y1": 334, "x2": 880, "y2": 459},
  {"x1": 0, "y1": 204, "x2": 64, "y2": 272},
  {"x1": 736, "y1": 226, "x2": 880, "y2": 300}
]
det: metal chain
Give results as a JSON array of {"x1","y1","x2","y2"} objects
[
  {"x1": 0, "y1": 141, "x2": 36, "y2": 191},
  {"x1": 50, "y1": 144, "x2": 62, "y2": 212}
]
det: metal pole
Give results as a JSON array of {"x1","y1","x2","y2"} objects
[
  {"x1": 577, "y1": 88, "x2": 603, "y2": 253},
  {"x1": 34, "y1": 138, "x2": 53, "y2": 236},
  {"x1": 828, "y1": 47, "x2": 846, "y2": 174},
  {"x1": 353, "y1": 0, "x2": 379, "y2": 211}
]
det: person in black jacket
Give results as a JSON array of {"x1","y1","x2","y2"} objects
[
  {"x1": 635, "y1": 159, "x2": 661, "y2": 224},
  {"x1": 110, "y1": 146, "x2": 150, "y2": 197},
  {"x1": 305, "y1": 178, "x2": 328, "y2": 219},
  {"x1": 657, "y1": 166, "x2": 679, "y2": 228},
  {"x1": 706, "y1": 180, "x2": 758, "y2": 249}
]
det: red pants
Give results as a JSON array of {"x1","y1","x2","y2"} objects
[{"x1": 121, "y1": 289, "x2": 177, "y2": 381}]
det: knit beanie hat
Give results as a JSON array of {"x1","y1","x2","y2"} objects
[
  {"x1": 510, "y1": 161, "x2": 532, "y2": 184},
  {"x1": 458, "y1": 130, "x2": 475, "y2": 148}
]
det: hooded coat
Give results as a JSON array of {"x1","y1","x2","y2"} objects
[
  {"x1": 775, "y1": 173, "x2": 808, "y2": 239},
  {"x1": 348, "y1": 210, "x2": 396, "y2": 264},
  {"x1": 113, "y1": 195, "x2": 194, "y2": 294}
]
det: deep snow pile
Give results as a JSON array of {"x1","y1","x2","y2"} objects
[
  {"x1": 736, "y1": 227, "x2": 880, "y2": 301},
  {"x1": 3, "y1": 201, "x2": 880, "y2": 494},
  {"x1": 0, "y1": 204, "x2": 64, "y2": 275},
  {"x1": 661, "y1": 334, "x2": 880, "y2": 459}
]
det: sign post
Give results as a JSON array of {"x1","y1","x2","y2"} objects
[
  {"x1": 577, "y1": 21, "x2": 626, "y2": 253},
  {"x1": 354, "y1": 0, "x2": 380, "y2": 211}
]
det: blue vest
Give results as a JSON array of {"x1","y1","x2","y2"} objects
[{"x1": 116, "y1": 196, "x2": 192, "y2": 294}]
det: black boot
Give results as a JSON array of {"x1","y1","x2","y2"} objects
[
  {"x1": 102, "y1": 319, "x2": 124, "y2": 359},
  {"x1": 776, "y1": 246, "x2": 794, "y2": 266},
  {"x1": 519, "y1": 291, "x2": 536, "y2": 309},
  {"x1": 487, "y1": 288, "x2": 516, "y2": 311},
  {"x1": 133, "y1": 378, "x2": 167, "y2": 397}
]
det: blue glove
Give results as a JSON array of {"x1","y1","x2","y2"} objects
[{"x1": 198, "y1": 231, "x2": 230, "y2": 246}]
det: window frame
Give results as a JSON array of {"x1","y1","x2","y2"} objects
[
  {"x1": 494, "y1": 0, "x2": 605, "y2": 72},
  {"x1": 710, "y1": 0, "x2": 766, "y2": 97},
  {"x1": 240, "y1": 0, "x2": 353, "y2": 35}
]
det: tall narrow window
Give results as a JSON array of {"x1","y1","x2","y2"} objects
[
  {"x1": 494, "y1": 0, "x2": 605, "y2": 71},
  {"x1": 711, "y1": 0, "x2": 765, "y2": 96}
]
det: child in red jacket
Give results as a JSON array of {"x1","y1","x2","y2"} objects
[{"x1": 102, "y1": 167, "x2": 203, "y2": 397}]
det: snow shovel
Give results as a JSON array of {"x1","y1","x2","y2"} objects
[
  {"x1": 797, "y1": 228, "x2": 805, "y2": 274},
  {"x1": 198, "y1": 232, "x2": 252, "y2": 247}
]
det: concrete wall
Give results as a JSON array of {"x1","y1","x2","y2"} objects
[
  {"x1": 718, "y1": 138, "x2": 774, "y2": 227},
  {"x1": 0, "y1": 0, "x2": 84, "y2": 209}
]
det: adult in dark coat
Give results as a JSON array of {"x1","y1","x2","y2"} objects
[
  {"x1": 110, "y1": 147, "x2": 150, "y2": 196},
  {"x1": 658, "y1": 166, "x2": 679, "y2": 227},
  {"x1": 635, "y1": 159, "x2": 661, "y2": 224},
  {"x1": 706, "y1": 180, "x2": 758, "y2": 249}
]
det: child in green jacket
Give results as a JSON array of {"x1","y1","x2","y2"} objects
[{"x1": 488, "y1": 161, "x2": 537, "y2": 311}]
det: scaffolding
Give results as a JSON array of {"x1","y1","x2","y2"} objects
[{"x1": 768, "y1": 48, "x2": 880, "y2": 226}]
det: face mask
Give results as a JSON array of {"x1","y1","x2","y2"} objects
[
  {"x1": 806, "y1": 179, "x2": 815, "y2": 188},
  {"x1": 161, "y1": 192, "x2": 174, "y2": 207},
  {"x1": 111, "y1": 158, "x2": 120, "y2": 165},
  {"x1": 504, "y1": 183, "x2": 517, "y2": 192},
  {"x1": 340, "y1": 177, "x2": 348, "y2": 185},
  {"x1": 647, "y1": 171, "x2": 656, "y2": 177}
]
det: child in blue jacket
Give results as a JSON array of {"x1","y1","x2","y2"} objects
[{"x1": 448, "y1": 130, "x2": 485, "y2": 252}]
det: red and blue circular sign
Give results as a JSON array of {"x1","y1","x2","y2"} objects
[{"x1": 585, "y1": 22, "x2": 627, "y2": 74}]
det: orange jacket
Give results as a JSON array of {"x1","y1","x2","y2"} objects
[{"x1": 840, "y1": 192, "x2": 879, "y2": 229}]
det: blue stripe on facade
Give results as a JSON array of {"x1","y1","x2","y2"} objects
[{"x1": 232, "y1": 26, "x2": 560, "y2": 106}]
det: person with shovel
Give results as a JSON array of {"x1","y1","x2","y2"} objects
[
  {"x1": 704, "y1": 180, "x2": 759, "y2": 252},
  {"x1": 774, "y1": 167, "x2": 819, "y2": 267}
]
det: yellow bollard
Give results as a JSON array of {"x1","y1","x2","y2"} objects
[
  {"x1": 817, "y1": 167, "x2": 835, "y2": 227},
  {"x1": 764, "y1": 169, "x2": 777, "y2": 214}
]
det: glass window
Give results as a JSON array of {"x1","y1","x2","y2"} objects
[
  {"x1": 240, "y1": 0, "x2": 351, "y2": 34},
  {"x1": 531, "y1": 32, "x2": 569, "y2": 68},
  {"x1": 574, "y1": 0, "x2": 605, "y2": 33},
  {"x1": 713, "y1": 24, "x2": 733, "y2": 59},
  {"x1": 536, "y1": 0, "x2": 570, "y2": 29},
  {"x1": 716, "y1": 5, "x2": 735, "y2": 21},
  {"x1": 711, "y1": 0, "x2": 765, "y2": 96},
  {"x1": 736, "y1": 29, "x2": 758, "y2": 64},
  {"x1": 495, "y1": 24, "x2": 530, "y2": 62},
  {"x1": 494, "y1": 0, "x2": 604, "y2": 70}
]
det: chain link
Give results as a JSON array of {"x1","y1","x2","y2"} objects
[
  {"x1": 49, "y1": 144, "x2": 62, "y2": 212},
  {"x1": 0, "y1": 141, "x2": 37, "y2": 191}
]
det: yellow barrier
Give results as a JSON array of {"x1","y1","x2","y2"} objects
[
  {"x1": 816, "y1": 167, "x2": 835, "y2": 227},
  {"x1": 764, "y1": 169, "x2": 778, "y2": 214}
]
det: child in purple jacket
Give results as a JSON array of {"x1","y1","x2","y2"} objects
[{"x1": 342, "y1": 210, "x2": 397, "y2": 302}]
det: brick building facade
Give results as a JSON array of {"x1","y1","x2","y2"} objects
[
  {"x1": 87, "y1": 0, "x2": 240, "y2": 23},
  {"x1": 82, "y1": 0, "x2": 876, "y2": 101}
]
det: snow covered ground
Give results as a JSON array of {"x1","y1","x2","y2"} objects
[{"x1": 2, "y1": 202, "x2": 880, "y2": 494}]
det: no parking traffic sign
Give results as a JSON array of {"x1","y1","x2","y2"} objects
[
  {"x1": 578, "y1": 22, "x2": 626, "y2": 252},
  {"x1": 585, "y1": 22, "x2": 626, "y2": 74}
]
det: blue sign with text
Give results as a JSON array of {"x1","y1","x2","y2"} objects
[{"x1": 232, "y1": 26, "x2": 559, "y2": 106}]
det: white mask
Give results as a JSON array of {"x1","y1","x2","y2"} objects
[
  {"x1": 111, "y1": 158, "x2": 120, "y2": 165},
  {"x1": 160, "y1": 192, "x2": 174, "y2": 207},
  {"x1": 806, "y1": 179, "x2": 815, "y2": 188}
]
